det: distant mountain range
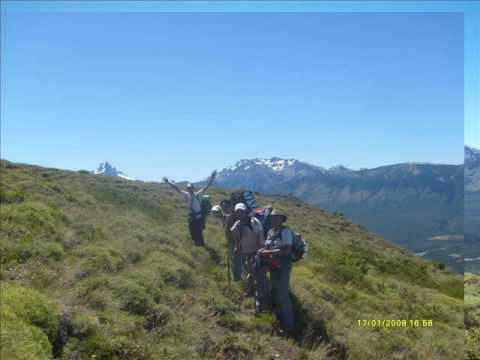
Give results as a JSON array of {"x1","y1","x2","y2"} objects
[
  {"x1": 214, "y1": 156, "x2": 464, "y2": 272},
  {"x1": 93, "y1": 161, "x2": 135, "y2": 181},
  {"x1": 466, "y1": 146, "x2": 480, "y2": 192},
  {"x1": 465, "y1": 146, "x2": 480, "y2": 273}
]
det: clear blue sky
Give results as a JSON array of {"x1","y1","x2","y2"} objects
[{"x1": 1, "y1": 3, "x2": 467, "y2": 181}]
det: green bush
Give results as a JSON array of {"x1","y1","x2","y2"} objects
[
  {"x1": 1, "y1": 312, "x2": 53, "y2": 360},
  {"x1": 467, "y1": 328, "x2": 480, "y2": 360},
  {"x1": 1, "y1": 283, "x2": 60, "y2": 359},
  {"x1": 325, "y1": 254, "x2": 368, "y2": 285},
  {"x1": 163, "y1": 266, "x2": 195, "y2": 289},
  {"x1": 1, "y1": 283, "x2": 61, "y2": 341},
  {"x1": 114, "y1": 280, "x2": 154, "y2": 316},
  {"x1": 144, "y1": 303, "x2": 173, "y2": 331},
  {"x1": 2, "y1": 202, "x2": 63, "y2": 236},
  {"x1": 214, "y1": 334, "x2": 253, "y2": 360},
  {"x1": 77, "y1": 246, "x2": 125, "y2": 278},
  {"x1": 216, "y1": 314, "x2": 245, "y2": 331},
  {"x1": 0, "y1": 188, "x2": 25, "y2": 204},
  {"x1": 45, "y1": 242, "x2": 65, "y2": 261}
]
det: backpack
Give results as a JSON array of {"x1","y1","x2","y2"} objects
[
  {"x1": 253, "y1": 207, "x2": 272, "y2": 238},
  {"x1": 230, "y1": 191, "x2": 258, "y2": 211},
  {"x1": 200, "y1": 195, "x2": 212, "y2": 217},
  {"x1": 290, "y1": 230, "x2": 307, "y2": 262},
  {"x1": 268, "y1": 226, "x2": 307, "y2": 263}
]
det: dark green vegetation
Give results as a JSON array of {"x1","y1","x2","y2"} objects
[
  {"x1": 465, "y1": 273, "x2": 480, "y2": 359},
  {"x1": 0, "y1": 160, "x2": 463, "y2": 359},
  {"x1": 215, "y1": 160, "x2": 464, "y2": 272}
]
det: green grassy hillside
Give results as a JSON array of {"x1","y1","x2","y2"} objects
[
  {"x1": 465, "y1": 273, "x2": 480, "y2": 359},
  {"x1": 0, "y1": 160, "x2": 463, "y2": 359}
]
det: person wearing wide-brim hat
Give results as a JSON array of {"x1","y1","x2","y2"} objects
[{"x1": 256, "y1": 209, "x2": 295, "y2": 334}]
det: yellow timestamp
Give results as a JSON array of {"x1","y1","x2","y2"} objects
[{"x1": 357, "y1": 319, "x2": 433, "y2": 328}]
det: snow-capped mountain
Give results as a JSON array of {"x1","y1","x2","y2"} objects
[
  {"x1": 213, "y1": 157, "x2": 463, "y2": 272},
  {"x1": 93, "y1": 162, "x2": 135, "y2": 181},
  {"x1": 216, "y1": 157, "x2": 329, "y2": 193},
  {"x1": 223, "y1": 158, "x2": 324, "y2": 173}
]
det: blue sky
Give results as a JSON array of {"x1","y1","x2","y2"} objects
[{"x1": 1, "y1": 3, "x2": 469, "y2": 181}]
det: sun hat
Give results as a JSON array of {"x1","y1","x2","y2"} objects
[
  {"x1": 212, "y1": 205, "x2": 222, "y2": 213},
  {"x1": 268, "y1": 209, "x2": 287, "y2": 222},
  {"x1": 234, "y1": 203, "x2": 247, "y2": 212}
]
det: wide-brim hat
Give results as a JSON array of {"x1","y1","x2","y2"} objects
[{"x1": 268, "y1": 209, "x2": 287, "y2": 222}]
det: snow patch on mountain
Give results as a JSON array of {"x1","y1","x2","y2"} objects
[
  {"x1": 93, "y1": 161, "x2": 135, "y2": 181},
  {"x1": 224, "y1": 158, "x2": 298, "y2": 172},
  {"x1": 221, "y1": 157, "x2": 328, "y2": 176}
]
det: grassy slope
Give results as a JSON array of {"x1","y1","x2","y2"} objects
[
  {"x1": 0, "y1": 160, "x2": 463, "y2": 360},
  {"x1": 465, "y1": 273, "x2": 480, "y2": 359}
]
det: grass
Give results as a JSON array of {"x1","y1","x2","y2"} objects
[
  {"x1": 0, "y1": 159, "x2": 464, "y2": 359},
  {"x1": 465, "y1": 273, "x2": 480, "y2": 359}
]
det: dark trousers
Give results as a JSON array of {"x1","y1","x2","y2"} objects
[
  {"x1": 229, "y1": 238, "x2": 244, "y2": 281},
  {"x1": 270, "y1": 264, "x2": 294, "y2": 332},
  {"x1": 189, "y1": 216, "x2": 205, "y2": 246},
  {"x1": 255, "y1": 260, "x2": 295, "y2": 332}
]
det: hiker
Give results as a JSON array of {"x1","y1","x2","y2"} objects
[
  {"x1": 211, "y1": 199, "x2": 232, "y2": 228},
  {"x1": 163, "y1": 170, "x2": 217, "y2": 246},
  {"x1": 231, "y1": 202, "x2": 265, "y2": 294},
  {"x1": 221, "y1": 200, "x2": 245, "y2": 282},
  {"x1": 211, "y1": 205, "x2": 225, "y2": 226},
  {"x1": 256, "y1": 209, "x2": 295, "y2": 334}
]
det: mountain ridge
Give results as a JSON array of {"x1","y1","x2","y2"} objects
[{"x1": 213, "y1": 157, "x2": 463, "y2": 272}]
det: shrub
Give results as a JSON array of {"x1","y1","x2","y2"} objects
[
  {"x1": 69, "y1": 312, "x2": 99, "y2": 339},
  {"x1": 45, "y1": 242, "x2": 65, "y2": 261},
  {"x1": 73, "y1": 223, "x2": 103, "y2": 242},
  {"x1": 216, "y1": 314, "x2": 245, "y2": 331},
  {"x1": 77, "y1": 246, "x2": 125, "y2": 278},
  {"x1": 1, "y1": 283, "x2": 61, "y2": 342},
  {"x1": 214, "y1": 334, "x2": 253, "y2": 360},
  {"x1": 163, "y1": 266, "x2": 195, "y2": 289},
  {"x1": 114, "y1": 280, "x2": 154, "y2": 316},
  {"x1": 144, "y1": 303, "x2": 173, "y2": 331},
  {"x1": 0, "y1": 188, "x2": 25, "y2": 204},
  {"x1": 1, "y1": 311, "x2": 53, "y2": 360},
  {"x1": 1, "y1": 283, "x2": 60, "y2": 359},
  {"x1": 325, "y1": 254, "x2": 368, "y2": 285},
  {"x1": 2, "y1": 202, "x2": 63, "y2": 236},
  {"x1": 467, "y1": 328, "x2": 480, "y2": 360},
  {"x1": 204, "y1": 294, "x2": 238, "y2": 316}
]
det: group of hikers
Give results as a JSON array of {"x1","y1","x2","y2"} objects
[{"x1": 163, "y1": 171, "x2": 304, "y2": 336}]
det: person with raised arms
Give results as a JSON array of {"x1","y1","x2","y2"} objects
[{"x1": 163, "y1": 170, "x2": 217, "y2": 246}]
